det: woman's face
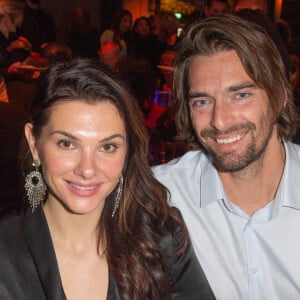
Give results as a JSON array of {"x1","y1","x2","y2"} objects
[
  {"x1": 25, "y1": 100, "x2": 127, "y2": 216},
  {"x1": 119, "y1": 14, "x2": 131, "y2": 34}
]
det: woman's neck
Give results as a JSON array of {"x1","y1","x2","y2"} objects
[{"x1": 42, "y1": 200, "x2": 101, "y2": 253}]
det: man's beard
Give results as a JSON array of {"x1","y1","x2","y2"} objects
[{"x1": 200, "y1": 121, "x2": 273, "y2": 172}]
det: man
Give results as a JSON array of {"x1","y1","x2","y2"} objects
[
  {"x1": 203, "y1": 0, "x2": 228, "y2": 17},
  {"x1": 98, "y1": 40, "x2": 121, "y2": 72},
  {"x1": 152, "y1": 14, "x2": 299, "y2": 299},
  {"x1": 20, "y1": 0, "x2": 56, "y2": 52},
  {"x1": 0, "y1": 0, "x2": 25, "y2": 65}
]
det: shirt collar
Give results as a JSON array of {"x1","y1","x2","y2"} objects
[
  {"x1": 199, "y1": 142, "x2": 300, "y2": 210},
  {"x1": 200, "y1": 156, "x2": 223, "y2": 207},
  {"x1": 280, "y1": 141, "x2": 300, "y2": 209}
]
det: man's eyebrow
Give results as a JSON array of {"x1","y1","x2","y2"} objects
[
  {"x1": 227, "y1": 82, "x2": 257, "y2": 92},
  {"x1": 187, "y1": 82, "x2": 258, "y2": 101},
  {"x1": 188, "y1": 91, "x2": 211, "y2": 100}
]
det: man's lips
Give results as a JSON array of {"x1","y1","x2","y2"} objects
[
  {"x1": 215, "y1": 133, "x2": 246, "y2": 144},
  {"x1": 201, "y1": 123, "x2": 256, "y2": 145}
]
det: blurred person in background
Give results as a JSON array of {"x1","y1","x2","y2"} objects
[
  {"x1": 20, "y1": 0, "x2": 56, "y2": 52},
  {"x1": 157, "y1": 12, "x2": 179, "y2": 50},
  {"x1": 203, "y1": 0, "x2": 228, "y2": 17},
  {"x1": 98, "y1": 40, "x2": 121, "y2": 72},
  {"x1": 65, "y1": 6, "x2": 99, "y2": 59},
  {"x1": 127, "y1": 16, "x2": 164, "y2": 68},
  {"x1": 118, "y1": 57, "x2": 166, "y2": 165},
  {"x1": 234, "y1": 0, "x2": 268, "y2": 14},
  {"x1": 276, "y1": 19, "x2": 293, "y2": 47},
  {"x1": 0, "y1": 0, "x2": 25, "y2": 66},
  {"x1": 100, "y1": 8, "x2": 132, "y2": 57},
  {"x1": 40, "y1": 41, "x2": 72, "y2": 66},
  {"x1": 4, "y1": 35, "x2": 44, "y2": 110},
  {"x1": 0, "y1": 50, "x2": 26, "y2": 213}
]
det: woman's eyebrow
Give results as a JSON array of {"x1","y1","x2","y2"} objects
[
  {"x1": 50, "y1": 131, "x2": 125, "y2": 143},
  {"x1": 50, "y1": 130, "x2": 78, "y2": 141}
]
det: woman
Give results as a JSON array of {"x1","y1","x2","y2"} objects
[
  {"x1": 100, "y1": 9, "x2": 132, "y2": 57},
  {"x1": 157, "y1": 12, "x2": 179, "y2": 50},
  {"x1": 0, "y1": 58, "x2": 215, "y2": 299},
  {"x1": 66, "y1": 6, "x2": 99, "y2": 59},
  {"x1": 127, "y1": 16, "x2": 164, "y2": 67}
]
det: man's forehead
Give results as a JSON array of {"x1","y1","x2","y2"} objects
[{"x1": 187, "y1": 51, "x2": 255, "y2": 86}]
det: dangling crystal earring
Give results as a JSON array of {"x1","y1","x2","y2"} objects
[
  {"x1": 112, "y1": 174, "x2": 124, "y2": 217},
  {"x1": 24, "y1": 159, "x2": 47, "y2": 212}
]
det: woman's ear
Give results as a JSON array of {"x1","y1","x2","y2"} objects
[{"x1": 24, "y1": 122, "x2": 40, "y2": 163}]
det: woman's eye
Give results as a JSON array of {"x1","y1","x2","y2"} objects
[
  {"x1": 101, "y1": 143, "x2": 117, "y2": 153},
  {"x1": 57, "y1": 140, "x2": 74, "y2": 149}
]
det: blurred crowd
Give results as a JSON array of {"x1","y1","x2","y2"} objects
[{"x1": 1, "y1": 0, "x2": 300, "y2": 210}]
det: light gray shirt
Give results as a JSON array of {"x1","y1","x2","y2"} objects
[{"x1": 152, "y1": 141, "x2": 300, "y2": 300}]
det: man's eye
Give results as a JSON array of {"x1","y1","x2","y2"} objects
[
  {"x1": 190, "y1": 99, "x2": 211, "y2": 110},
  {"x1": 236, "y1": 92, "x2": 249, "y2": 99}
]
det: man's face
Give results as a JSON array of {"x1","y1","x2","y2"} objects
[
  {"x1": 3, "y1": 2, "x2": 24, "y2": 27},
  {"x1": 188, "y1": 50, "x2": 276, "y2": 172},
  {"x1": 204, "y1": 0, "x2": 227, "y2": 16},
  {"x1": 98, "y1": 42, "x2": 121, "y2": 71}
]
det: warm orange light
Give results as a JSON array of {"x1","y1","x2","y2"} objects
[
  {"x1": 123, "y1": 0, "x2": 149, "y2": 22},
  {"x1": 274, "y1": 0, "x2": 283, "y2": 21}
]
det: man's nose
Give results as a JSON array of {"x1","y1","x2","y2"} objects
[{"x1": 210, "y1": 100, "x2": 234, "y2": 130}]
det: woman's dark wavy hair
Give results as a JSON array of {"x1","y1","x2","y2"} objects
[
  {"x1": 173, "y1": 14, "x2": 298, "y2": 148},
  {"x1": 24, "y1": 58, "x2": 185, "y2": 299},
  {"x1": 112, "y1": 8, "x2": 132, "y2": 36}
]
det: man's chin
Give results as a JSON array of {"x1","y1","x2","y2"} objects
[{"x1": 210, "y1": 151, "x2": 247, "y2": 172}]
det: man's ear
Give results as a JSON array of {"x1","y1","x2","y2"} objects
[{"x1": 24, "y1": 122, "x2": 40, "y2": 163}]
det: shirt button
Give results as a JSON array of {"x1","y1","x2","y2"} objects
[{"x1": 252, "y1": 267, "x2": 258, "y2": 274}]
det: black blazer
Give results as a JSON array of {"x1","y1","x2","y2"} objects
[{"x1": 0, "y1": 207, "x2": 215, "y2": 299}]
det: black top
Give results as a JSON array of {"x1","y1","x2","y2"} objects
[{"x1": 0, "y1": 207, "x2": 215, "y2": 299}]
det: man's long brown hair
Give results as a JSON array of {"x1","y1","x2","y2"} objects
[{"x1": 173, "y1": 14, "x2": 298, "y2": 148}]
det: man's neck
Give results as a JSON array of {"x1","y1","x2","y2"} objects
[{"x1": 218, "y1": 136, "x2": 285, "y2": 216}]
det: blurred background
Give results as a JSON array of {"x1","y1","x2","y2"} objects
[{"x1": 42, "y1": 0, "x2": 299, "y2": 39}]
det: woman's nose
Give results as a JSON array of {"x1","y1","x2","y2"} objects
[{"x1": 74, "y1": 151, "x2": 96, "y2": 179}]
